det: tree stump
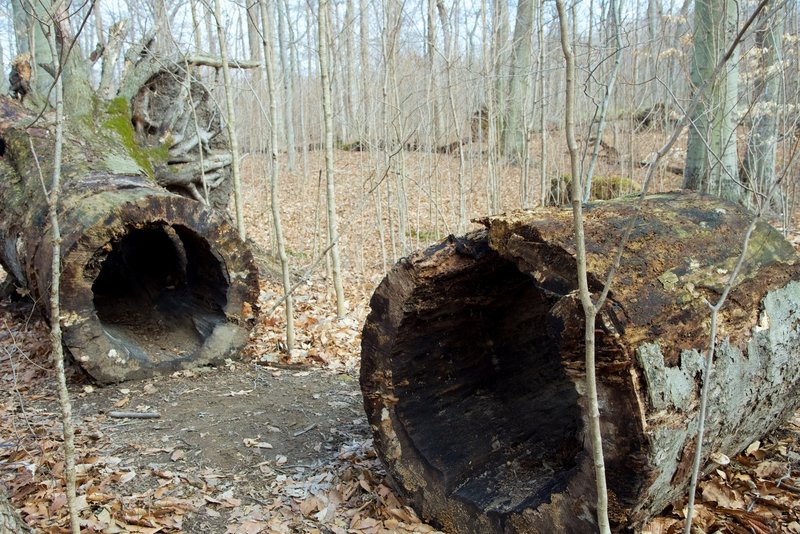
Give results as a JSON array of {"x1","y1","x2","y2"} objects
[
  {"x1": 360, "y1": 192, "x2": 800, "y2": 532},
  {"x1": 0, "y1": 90, "x2": 258, "y2": 383}
]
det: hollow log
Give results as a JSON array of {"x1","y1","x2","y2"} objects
[
  {"x1": 360, "y1": 192, "x2": 800, "y2": 532},
  {"x1": 0, "y1": 94, "x2": 258, "y2": 383}
]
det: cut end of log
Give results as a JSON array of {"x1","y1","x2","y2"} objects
[
  {"x1": 0, "y1": 95, "x2": 257, "y2": 383},
  {"x1": 52, "y1": 183, "x2": 259, "y2": 383},
  {"x1": 361, "y1": 234, "x2": 593, "y2": 532},
  {"x1": 361, "y1": 193, "x2": 800, "y2": 532}
]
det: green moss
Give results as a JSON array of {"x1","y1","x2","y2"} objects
[
  {"x1": 99, "y1": 98, "x2": 170, "y2": 178},
  {"x1": 549, "y1": 174, "x2": 636, "y2": 205},
  {"x1": 406, "y1": 228, "x2": 440, "y2": 242}
]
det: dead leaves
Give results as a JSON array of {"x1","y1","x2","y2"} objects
[
  {"x1": 646, "y1": 436, "x2": 800, "y2": 534},
  {"x1": 253, "y1": 439, "x2": 443, "y2": 534}
]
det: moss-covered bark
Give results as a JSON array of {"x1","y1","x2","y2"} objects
[{"x1": 0, "y1": 95, "x2": 258, "y2": 383}]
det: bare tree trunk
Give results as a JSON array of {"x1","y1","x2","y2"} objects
[
  {"x1": 438, "y1": 0, "x2": 467, "y2": 232},
  {"x1": 10, "y1": 0, "x2": 31, "y2": 55},
  {"x1": 343, "y1": 0, "x2": 356, "y2": 140},
  {"x1": 319, "y1": 0, "x2": 347, "y2": 319},
  {"x1": 259, "y1": 0, "x2": 295, "y2": 351},
  {"x1": 189, "y1": 0, "x2": 202, "y2": 52},
  {"x1": 554, "y1": 0, "x2": 611, "y2": 530},
  {"x1": 278, "y1": 0, "x2": 297, "y2": 170},
  {"x1": 683, "y1": 0, "x2": 742, "y2": 201},
  {"x1": 41, "y1": 7, "x2": 79, "y2": 530},
  {"x1": 359, "y1": 0, "x2": 371, "y2": 141},
  {"x1": 502, "y1": 0, "x2": 534, "y2": 162},
  {"x1": 538, "y1": 2, "x2": 548, "y2": 207},
  {"x1": 582, "y1": 0, "x2": 623, "y2": 202},
  {"x1": 204, "y1": 5, "x2": 217, "y2": 56},
  {"x1": 212, "y1": 0, "x2": 247, "y2": 239},
  {"x1": 491, "y1": 0, "x2": 509, "y2": 150},
  {"x1": 150, "y1": 0, "x2": 171, "y2": 55},
  {"x1": 98, "y1": 21, "x2": 127, "y2": 98},
  {"x1": 382, "y1": 0, "x2": 408, "y2": 256},
  {"x1": 481, "y1": 0, "x2": 500, "y2": 214},
  {"x1": 742, "y1": 7, "x2": 784, "y2": 208},
  {"x1": 0, "y1": 38, "x2": 8, "y2": 95},
  {"x1": 426, "y1": 0, "x2": 439, "y2": 148}
]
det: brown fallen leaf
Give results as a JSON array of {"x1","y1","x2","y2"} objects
[
  {"x1": 700, "y1": 479, "x2": 746, "y2": 510},
  {"x1": 755, "y1": 460, "x2": 789, "y2": 479}
]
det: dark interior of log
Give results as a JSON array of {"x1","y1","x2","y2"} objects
[
  {"x1": 391, "y1": 252, "x2": 583, "y2": 516},
  {"x1": 91, "y1": 223, "x2": 228, "y2": 363}
]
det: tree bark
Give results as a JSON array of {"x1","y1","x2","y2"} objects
[
  {"x1": 683, "y1": 0, "x2": 741, "y2": 201},
  {"x1": 360, "y1": 192, "x2": 800, "y2": 532},
  {"x1": 501, "y1": 0, "x2": 534, "y2": 163},
  {"x1": 742, "y1": 7, "x2": 784, "y2": 208},
  {"x1": 0, "y1": 94, "x2": 259, "y2": 383},
  {"x1": 319, "y1": 0, "x2": 347, "y2": 319},
  {"x1": 0, "y1": 487, "x2": 32, "y2": 533}
]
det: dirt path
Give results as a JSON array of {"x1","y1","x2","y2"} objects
[{"x1": 0, "y1": 295, "x2": 438, "y2": 533}]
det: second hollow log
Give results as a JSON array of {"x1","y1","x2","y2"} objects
[
  {"x1": 360, "y1": 192, "x2": 800, "y2": 532},
  {"x1": 0, "y1": 93, "x2": 258, "y2": 383}
]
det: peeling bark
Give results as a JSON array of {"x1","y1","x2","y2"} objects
[
  {"x1": 360, "y1": 192, "x2": 800, "y2": 532},
  {"x1": 0, "y1": 95, "x2": 259, "y2": 383}
]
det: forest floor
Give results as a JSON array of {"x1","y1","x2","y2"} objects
[{"x1": 3, "y1": 138, "x2": 800, "y2": 533}]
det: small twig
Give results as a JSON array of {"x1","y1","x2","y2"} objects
[
  {"x1": 292, "y1": 423, "x2": 317, "y2": 437},
  {"x1": 266, "y1": 239, "x2": 339, "y2": 316},
  {"x1": 777, "y1": 480, "x2": 800, "y2": 495},
  {"x1": 107, "y1": 411, "x2": 161, "y2": 419}
]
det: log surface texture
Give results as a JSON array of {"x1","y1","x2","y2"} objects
[
  {"x1": 0, "y1": 95, "x2": 258, "y2": 383},
  {"x1": 360, "y1": 192, "x2": 800, "y2": 532}
]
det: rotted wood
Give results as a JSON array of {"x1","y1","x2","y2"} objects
[
  {"x1": 0, "y1": 95, "x2": 259, "y2": 383},
  {"x1": 360, "y1": 192, "x2": 800, "y2": 532},
  {"x1": 127, "y1": 65, "x2": 233, "y2": 211}
]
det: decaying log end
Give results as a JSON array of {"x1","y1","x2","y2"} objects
[
  {"x1": 0, "y1": 93, "x2": 259, "y2": 384},
  {"x1": 361, "y1": 192, "x2": 800, "y2": 532},
  {"x1": 52, "y1": 186, "x2": 260, "y2": 383}
]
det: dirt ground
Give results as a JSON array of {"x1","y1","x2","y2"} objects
[
  {"x1": 1, "y1": 292, "x2": 427, "y2": 533},
  {"x1": 3, "y1": 141, "x2": 800, "y2": 533}
]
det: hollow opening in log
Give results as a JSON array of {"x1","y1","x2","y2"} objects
[
  {"x1": 91, "y1": 223, "x2": 228, "y2": 363},
  {"x1": 387, "y1": 252, "x2": 583, "y2": 516}
]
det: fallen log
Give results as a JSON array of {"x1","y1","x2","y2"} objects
[
  {"x1": 0, "y1": 90, "x2": 258, "y2": 383},
  {"x1": 360, "y1": 192, "x2": 800, "y2": 532}
]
